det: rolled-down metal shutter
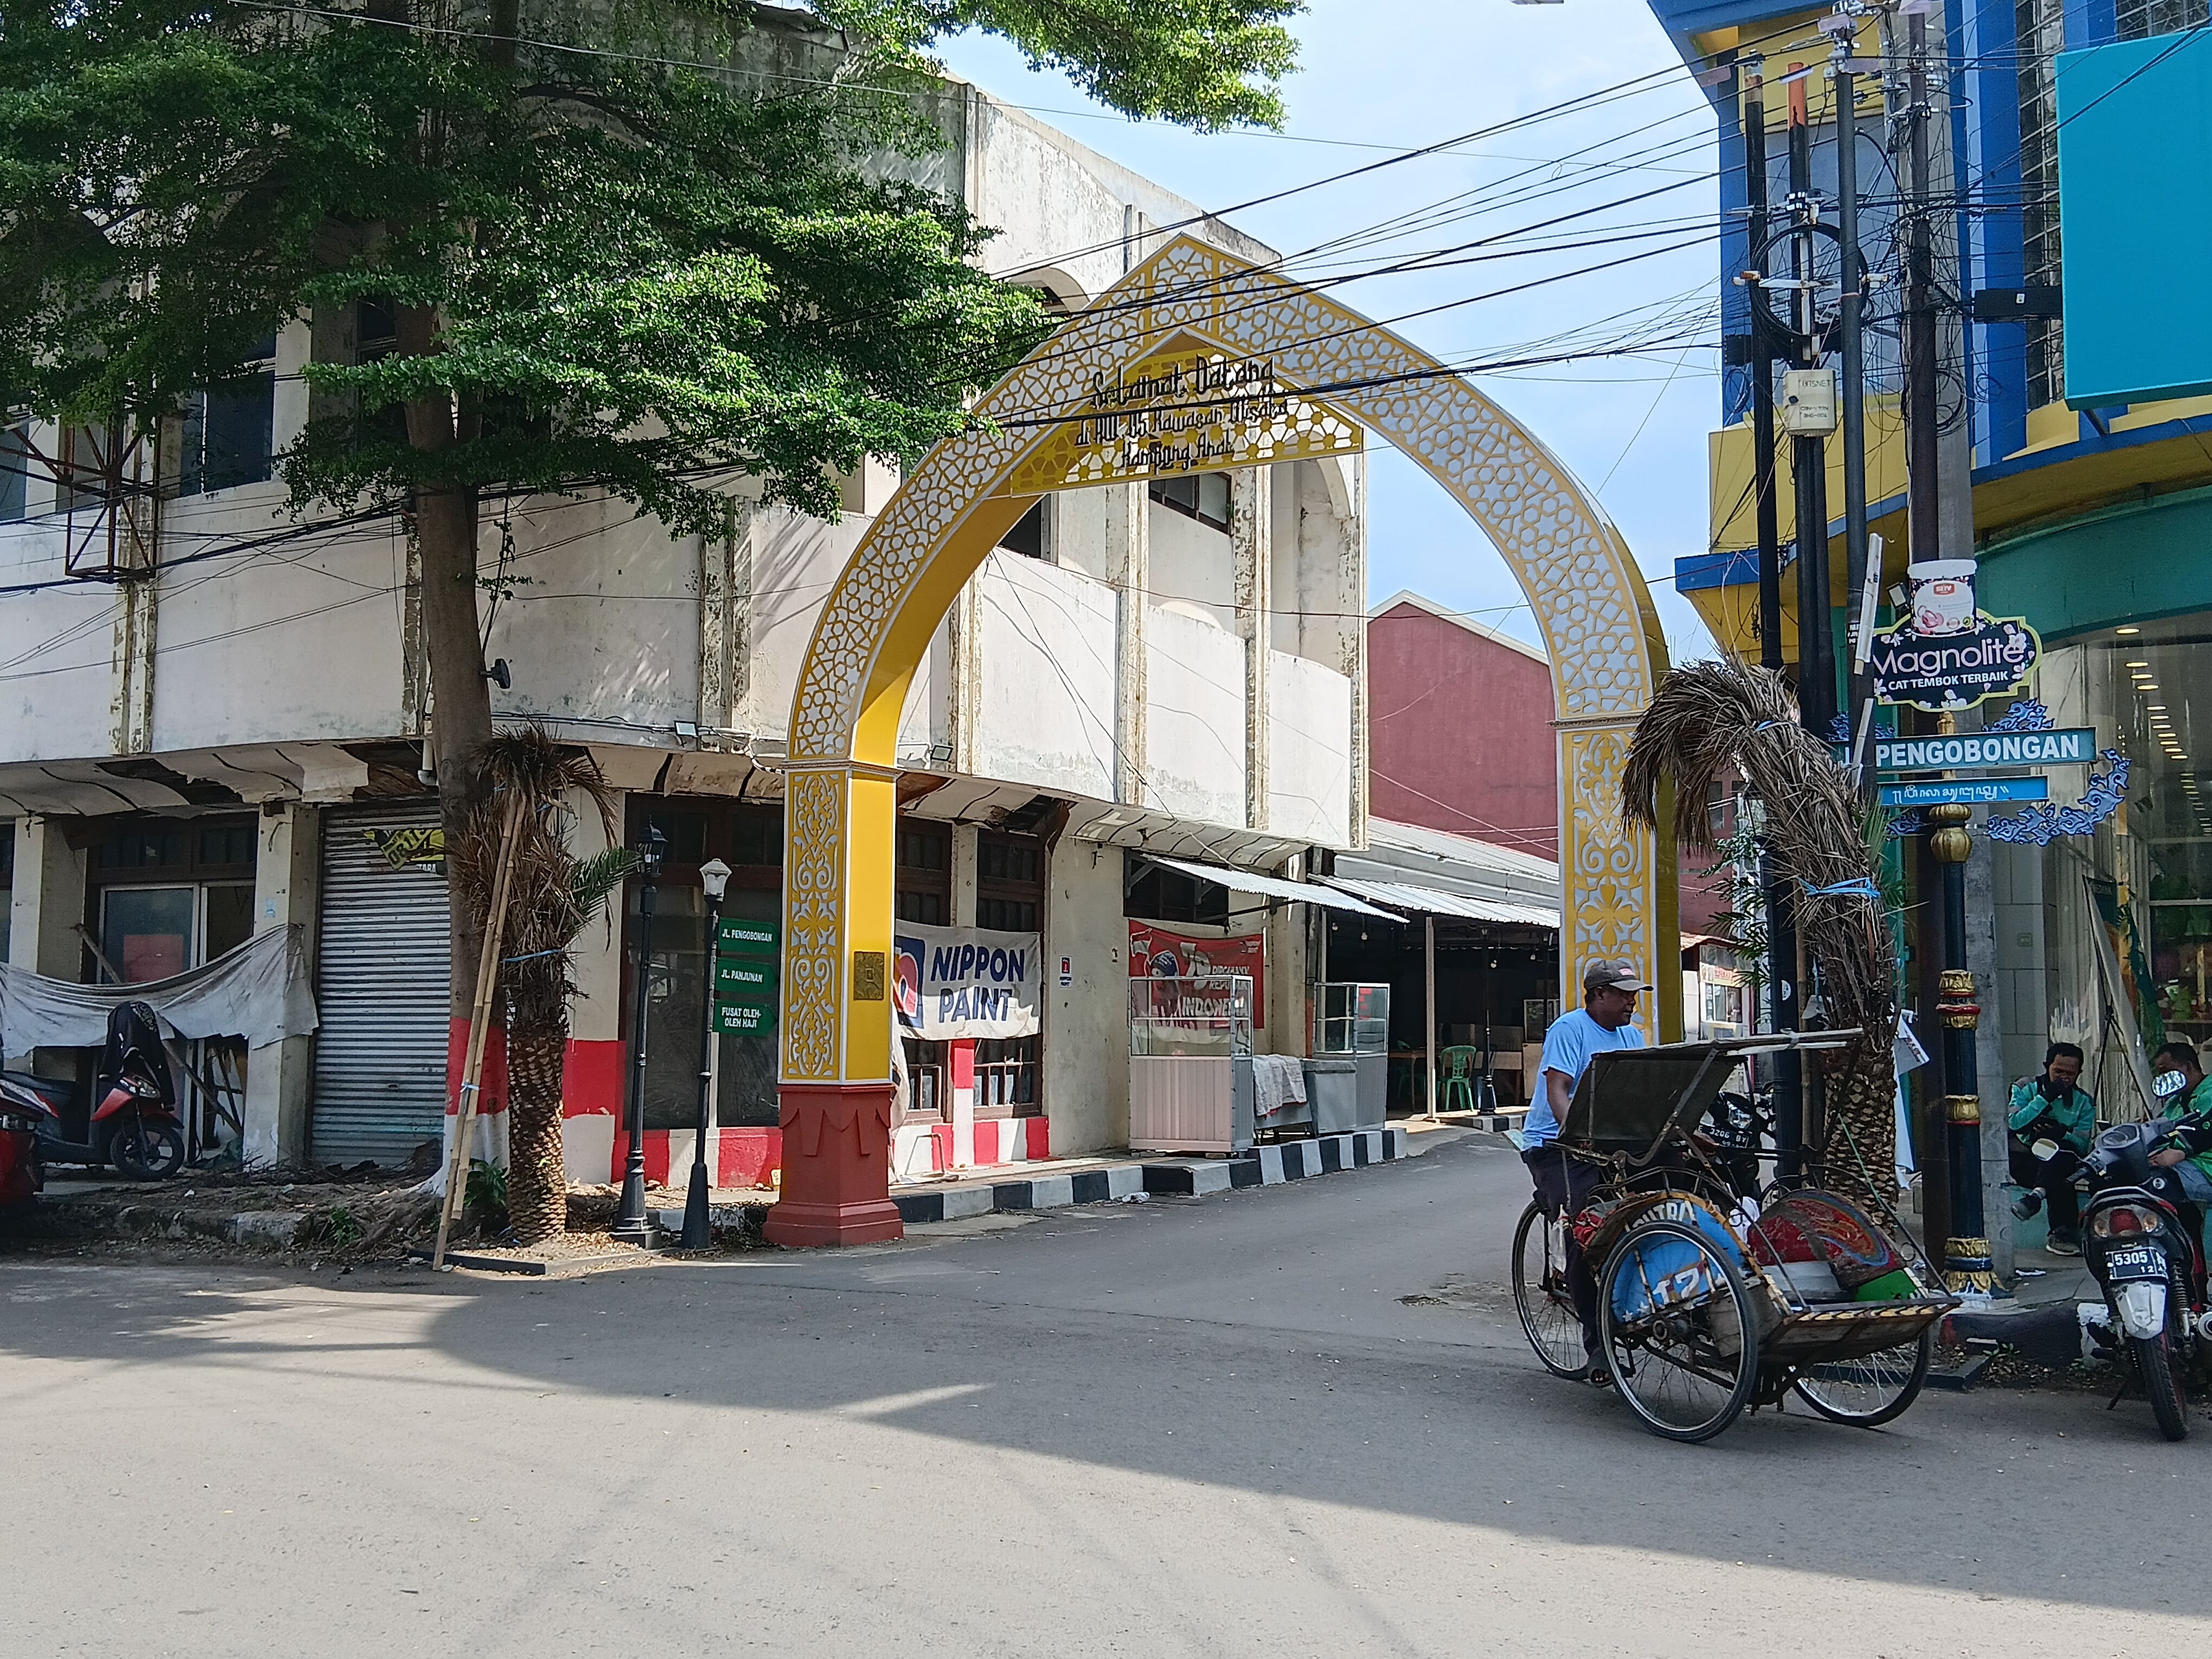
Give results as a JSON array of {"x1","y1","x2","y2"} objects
[{"x1": 311, "y1": 802, "x2": 451, "y2": 1166}]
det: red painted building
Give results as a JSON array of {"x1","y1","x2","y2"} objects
[{"x1": 1367, "y1": 591, "x2": 1728, "y2": 936}]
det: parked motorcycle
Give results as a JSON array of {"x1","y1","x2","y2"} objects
[
  {"x1": 2076, "y1": 1116, "x2": 2210, "y2": 1441},
  {"x1": 0, "y1": 1088, "x2": 38, "y2": 1208},
  {"x1": 0, "y1": 1002, "x2": 186, "y2": 1181}
]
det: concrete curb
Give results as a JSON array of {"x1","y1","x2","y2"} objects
[
  {"x1": 12, "y1": 1199, "x2": 311, "y2": 1248},
  {"x1": 892, "y1": 1126, "x2": 1411, "y2": 1224},
  {"x1": 1941, "y1": 1300, "x2": 2093, "y2": 1367}
]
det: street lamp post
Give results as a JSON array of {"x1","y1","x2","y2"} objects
[
  {"x1": 611, "y1": 824, "x2": 667, "y2": 1243},
  {"x1": 682, "y1": 857, "x2": 732, "y2": 1250},
  {"x1": 1930, "y1": 803, "x2": 1994, "y2": 1294}
]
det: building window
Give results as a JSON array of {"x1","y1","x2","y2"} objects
[
  {"x1": 83, "y1": 813, "x2": 258, "y2": 985},
  {"x1": 1123, "y1": 863, "x2": 1229, "y2": 926},
  {"x1": 976, "y1": 1035, "x2": 1039, "y2": 1113},
  {"x1": 976, "y1": 831, "x2": 1044, "y2": 933},
  {"x1": 56, "y1": 423, "x2": 115, "y2": 515},
  {"x1": 179, "y1": 333, "x2": 278, "y2": 496},
  {"x1": 1000, "y1": 498, "x2": 1051, "y2": 560},
  {"x1": 2015, "y1": 0, "x2": 2068, "y2": 410},
  {"x1": 0, "y1": 425, "x2": 27, "y2": 522},
  {"x1": 351, "y1": 298, "x2": 410, "y2": 447},
  {"x1": 1149, "y1": 471, "x2": 1231, "y2": 531},
  {"x1": 621, "y1": 798, "x2": 783, "y2": 1134},
  {"x1": 0, "y1": 822, "x2": 12, "y2": 961},
  {"x1": 896, "y1": 819, "x2": 950, "y2": 924}
]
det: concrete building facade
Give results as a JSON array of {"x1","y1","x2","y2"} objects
[{"x1": 0, "y1": 31, "x2": 1369, "y2": 1185}]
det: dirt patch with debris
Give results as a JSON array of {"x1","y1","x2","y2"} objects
[{"x1": 1, "y1": 1174, "x2": 767, "y2": 1268}]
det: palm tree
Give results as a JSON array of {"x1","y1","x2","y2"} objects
[
  {"x1": 448, "y1": 728, "x2": 633, "y2": 1244},
  {"x1": 1620, "y1": 659, "x2": 1899, "y2": 1202}
]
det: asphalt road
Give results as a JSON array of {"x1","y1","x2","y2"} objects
[{"x1": 4, "y1": 1132, "x2": 2207, "y2": 1657}]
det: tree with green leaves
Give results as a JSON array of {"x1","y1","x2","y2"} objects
[{"x1": 2, "y1": 0, "x2": 1298, "y2": 1180}]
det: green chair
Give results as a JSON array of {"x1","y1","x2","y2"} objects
[{"x1": 1439, "y1": 1045, "x2": 1481, "y2": 1114}]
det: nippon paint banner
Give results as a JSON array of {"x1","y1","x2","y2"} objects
[
  {"x1": 1127, "y1": 922, "x2": 1266, "y2": 1028},
  {"x1": 892, "y1": 923, "x2": 1042, "y2": 1041}
]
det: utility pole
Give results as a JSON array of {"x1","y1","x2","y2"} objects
[
  {"x1": 1830, "y1": 18, "x2": 1875, "y2": 798},
  {"x1": 1786, "y1": 68, "x2": 1837, "y2": 742},
  {"x1": 1784, "y1": 63, "x2": 1833, "y2": 1167},
  {"x1": 1742, "y1": 60, "x2": 1804, "y2": 1181},
  {"x1": 1900, "y1": 1, "x2": 1979, "y2": 1289}
]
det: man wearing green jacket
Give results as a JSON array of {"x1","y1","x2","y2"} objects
[
  {"x1": 2150, "y1": 1040, "x2": 2212, "y2": 1211},
  {"x1": 2009, "y1": 1041, "x2": 2094, "y2": 1254}
]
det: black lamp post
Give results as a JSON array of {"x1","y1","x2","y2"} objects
[
  {"x1": 681, "y1": 857, "x2": 732, "y2": 1250},
  {"x1": 611, "y1": 824, "x2": 666, "y2": 1243}
]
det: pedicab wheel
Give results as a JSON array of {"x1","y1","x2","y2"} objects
[
  {"x1": 1598, "y1": 1219, "x2": 1760, "y2": 1443},
  {"x1": 1511, "y1": 1199, "x2": 1589, "y2": 1378},
  {"x1": 1790, "y1": 1328, "x2": 1933, "y2": 1427},
  {"x1": 2131, "y1": 1329, "x2": 2190, "y2": 1443}
]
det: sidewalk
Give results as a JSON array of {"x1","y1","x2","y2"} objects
[{"x1": 880, "y1": 1124, "x2": 1423, "y2": 1224}]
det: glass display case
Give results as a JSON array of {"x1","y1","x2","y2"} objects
[
  {"x1": 1128, "y1": 975, "x2": 1256, "y2": 1154},
  {"x1": 1309, "y1": 982, "x2": 1390, "y2": 1134},
  {"x1": 1314, "y1": 981, "x2": 1390, "y2": 1056},
  {"x1": 1128, "y1": 975, "x2": 1255, "y2": 1057}
]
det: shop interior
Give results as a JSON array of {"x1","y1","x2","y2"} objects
[{"x1": 1321, "y1": 909, "x2": 1558, "y2": 1115}]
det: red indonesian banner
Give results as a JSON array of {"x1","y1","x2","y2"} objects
[{"x1": 1127, "y1": 922, "x2": 1266, "y2": 1028}]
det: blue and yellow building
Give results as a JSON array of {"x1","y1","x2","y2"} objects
[{"x1": 1649, "y1": 0, "x2": 2212, "y2": 1097}]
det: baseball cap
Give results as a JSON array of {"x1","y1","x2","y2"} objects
[{"x1": 1583, "y1": 959, "x2": 1653, "y2": 995}]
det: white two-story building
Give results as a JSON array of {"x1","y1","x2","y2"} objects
[{"x1": 0, "y1": 22, "x2": 1373, "y2": 1186}]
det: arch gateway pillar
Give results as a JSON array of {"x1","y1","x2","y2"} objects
[{"x1": 766, "y1": 235, "x2": 1678, "y2": 1245}]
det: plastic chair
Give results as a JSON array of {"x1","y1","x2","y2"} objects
[{"x1": 1439, "y1": 1045, "x2": 1481, "y2": 1113}]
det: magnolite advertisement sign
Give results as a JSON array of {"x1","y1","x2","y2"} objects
[
  {"x1": 892, "y1": 922, "x2": 1042, "y2": 1042},
  {"x1": 1866, "y1": 560, "x2": 2041, "y2": 711}
]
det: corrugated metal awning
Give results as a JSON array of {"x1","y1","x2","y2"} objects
[
  {"x1": 1141, "y1": 855, "x2": 1401, "y2": 921},
  {"x1": 1320, "y1": 873, "x2": 1560, "y2": 931}
]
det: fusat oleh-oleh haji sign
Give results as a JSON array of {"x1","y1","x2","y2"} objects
[{"x1": 994, "y1": 343, "x2": 1364, "y2": 497}]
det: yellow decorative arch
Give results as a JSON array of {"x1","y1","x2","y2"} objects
[{"x1": 765, "y1": 235, "x2": 1676, "y2": 1245}]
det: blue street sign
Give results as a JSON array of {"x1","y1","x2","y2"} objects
[
  {"x1": 1875, "y1": 728, "x2": 2095, "y2": 770},
  {"x1": 1879, "y1": 777, "x2": 2052, "y2": 807}
]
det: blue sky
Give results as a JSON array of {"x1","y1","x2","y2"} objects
[{"x1": 937, "y1": 0, "x2": 1723, "y2": 663}]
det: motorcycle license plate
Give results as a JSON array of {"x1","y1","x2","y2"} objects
[{"x1": 2104, "y1": 1245, "x2": 2165, "y2": 1281}]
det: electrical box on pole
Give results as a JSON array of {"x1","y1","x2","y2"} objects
[{"x1": 1779, "y1": 368, "x2": 1839, "y2": 435}]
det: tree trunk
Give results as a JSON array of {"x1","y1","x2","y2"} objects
[
  {"x1": 399, "y1": 303, "x2": 494, "y2": 1022},
  {"x1": 415, "y1": 481, "x2": 493, "y2": 1018},
  {"x1": 1821, "y1": 1041, "x2": 1897, "y2": 1210},
  {"x1": 505, "y1": 992, "x2": 569, "y2": 1245}
]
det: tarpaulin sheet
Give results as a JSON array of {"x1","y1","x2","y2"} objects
[{"x1": 0, "y1": 924, "x2": 318, "y2": 1050}]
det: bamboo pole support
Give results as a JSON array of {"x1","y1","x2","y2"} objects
[{"x1": 433, "y1": 792, "x2": 527, "y2": 1269}]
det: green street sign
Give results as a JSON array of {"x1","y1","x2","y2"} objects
[
  {"x1": 715, "y1": 957, "x2": 777, "y2": 996},
  {"x1": 714, "y1": 999, "x2": 775, "y2": 1036},
  {"x1": 716, "y1": 916, "x2": 778, "y2": 958}
]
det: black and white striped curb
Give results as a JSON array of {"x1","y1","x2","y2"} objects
[{"x1": 891, "y1": 1126, "x2": 1411, "y2": 1224}]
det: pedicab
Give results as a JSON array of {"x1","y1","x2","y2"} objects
[{"x1": 1510, "y1": 1033, "x2": 1956, "y2": 1443}]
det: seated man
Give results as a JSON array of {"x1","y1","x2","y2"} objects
[
  {"x1": 2007, "y1": 1041, "x2": 2094, "y2": 1255},
  {"x1": 2148, "y1": 1039, "x2": 2212, "y2": 1218},
  {"x1": 1526, "y1": 959, "x2": 1650, "y2": 1385}
]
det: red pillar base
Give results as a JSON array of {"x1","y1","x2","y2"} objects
[{"x1": 762, "y1": 1081, "x2": 904, "y2": 1246}]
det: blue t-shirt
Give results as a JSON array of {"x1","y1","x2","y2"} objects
[{"x1": 1526, "y1": 1008, "x2": 1645, "y2": 1147}]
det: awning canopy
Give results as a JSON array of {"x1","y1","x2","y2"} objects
[
  {"x1": 1141, "y1": 855, "x2": 1401, "y2": 921},
  {"x1": 1319, "y1": 874, "x2": 1561, "y2": 931}
]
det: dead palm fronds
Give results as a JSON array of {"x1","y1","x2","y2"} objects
[
  {"x1": 1620, "y1": 659, "x2": 1897, "y2": 1200},
  {"x1": 448, "y1": 726, "x2": 631, "y2": 1244}
]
